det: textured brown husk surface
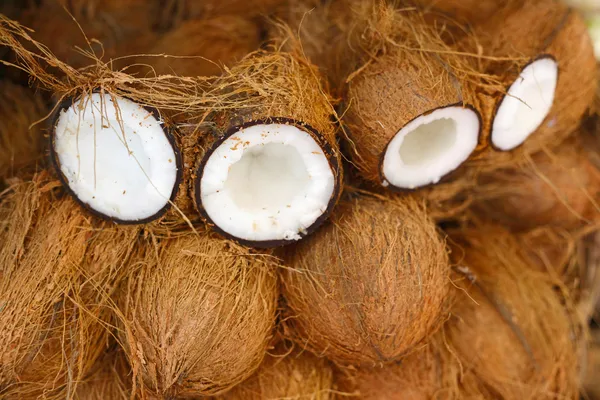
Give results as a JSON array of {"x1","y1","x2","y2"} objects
[
  {"x1": 0, "y1": 172, "x2": 139, "y2": 399},
  {"x1": 281, "y1": 194, "x2": 450, "y2": 366},
  {"x1": 116, "y1": 232, "x2": 279, "y2": 398}
]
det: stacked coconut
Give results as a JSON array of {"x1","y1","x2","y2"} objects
[{"x1": 0, "y1": 0, "x2": 600, "y2": 399}]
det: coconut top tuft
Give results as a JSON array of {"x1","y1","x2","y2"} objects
[{"x1": 281, "y1": 194, "x2": 450, "y2": 366}]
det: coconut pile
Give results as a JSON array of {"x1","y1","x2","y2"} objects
[{"x1": 2, "y1": 0, "x2": 600, "y2": 399}]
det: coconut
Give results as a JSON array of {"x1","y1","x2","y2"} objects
[
  {"x1": 193, "y1": 50, "x2": 343, "y2": 247},
  {"x1": 117, "y1": 232, "x2": 278, "y2": 398},
  {"x1": 471, "y1": 0, "x2": 596, "y2": 161},
  {"x1": 216, "y1": 342, "x2": 334, "y2": 400},
  {"x1": 0, "y1": 81, "x2": 48, "y2": 180},
  {"x1": 0, "y1": 172, "x2": 139, "y2": 399},
  {"x1": 409, "y1": 0, "x2": 510, "y2": 25},
  {"x1": 472, "y1": 135, "x2": 600, "y2": 231},
  {"x1": 74, "y1": 349, "x2": 132, "y2": 400},
  {"x1": 446, "y1": 227, "x2": 583, "y2": 399},
  {"x1": 280, "y1": 194, "x2": 449, "y2": 366},
  {"x1": 140, "y1": 16, "x2": 260, "y2": 77}
]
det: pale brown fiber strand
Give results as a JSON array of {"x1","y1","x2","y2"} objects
[
  {"x1": 446, "y1": 226, "x2": 583, "y2": 400},
  {"x1": 0, "y1": 172, "x2": 139, "y2": 399},
  {"x1": 138, "y1": 16, "x2": 261, "y2": 78},
  {"x1": 0, "y1": 81, "x2": 48, "y2": 180},
  {"x1": 216, "y1": 341, "x2": 335, "y2": 400},
  {"x1": 116, "y1": 233, "x2": 279, "y2": 398},
  {"x1": 472, "y1": 134, "x2": 600, "y2": 232},
  {"x1": 281, "y1": 194, "x2": 450, "y2": 366}
]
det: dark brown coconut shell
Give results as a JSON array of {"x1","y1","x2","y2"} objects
[
  {"x1": 472, "y1": 135, "x2": 600, "y2": 232},
  {"x1": 470, "y1": 0, "x2": 596, "y2": 164},
  {"x1": 0, "y1": 172, "x2": 139, "y2": 399},
  {"x1": 280, "y1": 194, "x2": 450, "y2": 366},
  {"x1": 141, "y1": 16, "x2": 261, "y2": 77},
  {"x1": 117, "y1": 233, "x2": 279, "y2": 398},
  {"x1": 192, "y1": 51, "x2": 343, "y2": 247},
  {"x1": 446, "y1": 227, "x2": 583, "y2": 400},
  {"x1": 216, "y1": 342, "x2": 335, "y2": 400},
  {"x1": 0, "y1": 81, "x2": 48, "y2": 179}
]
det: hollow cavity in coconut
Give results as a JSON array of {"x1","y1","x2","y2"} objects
[
  {"x1": 51, "y1": 92, "x2": 182, "y2": 224},
  {"x1": 281, "y1": 195, "x2": 450, "y2": 366},
  {"x1": 0, "y1": 81, "x2": 48, "y2": 179},
  {"x1": 0, "y1": 173, "x2": 139, "y2": 399},
  {"x1": 142, "y1": 15, "x2": 260, "y2": 77},
  {"x1": 472, "y1": 0, "x2": 596, "y2": 162},
  {"x1": 446, "y1": 227, "x2": 582, "y2": 399},
  {"x1": 216, "y1": 342, "x2": 335, "y2": 400},
  {"x1": 194, "y1": 51, "x2": 342, "y2": 247},
  {"x1": 117, "y1": 233, "x2": 278, "y2": 398},
  {"x1": 341, "y1": 6, "x2": 482, "y2": 192},
  {"x1": 472, "y1": 135, "x2": 600, "y2": 231}
]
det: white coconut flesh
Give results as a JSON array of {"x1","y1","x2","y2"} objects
[
  {"x1": 200, "y1": 123, "x2": 336, "y2": 243},
  {"x1": 382, "y1": 106, "x2": 480, "y2": 189},
  {"x1": 53, "y1": 93, "x2": 178, "y2": 221},
  {"x1": 492, "y1": 57, "x2": 559, "y2": 151}
]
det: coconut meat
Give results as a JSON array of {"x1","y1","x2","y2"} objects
[
  {"x1": 200, "y1": 123, "x2": 335, "y2": 243},
  {"x1": 492, "y1": 57, "x2": 558, "y2": 151},
  {"x1": 54, "y1": 93, "x2": 178, "y2": 221},
  {"x1": 382, "y1": 106, "x2": 480, "y2": 189}
]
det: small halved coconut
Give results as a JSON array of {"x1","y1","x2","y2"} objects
[
  {"x1": 382, "y1": 106, "x2": 480, "y2": 189},
  {"x1": 492, "y1": 57, "x2": 559, "y2": 151},
  {"x1": 197, "y1": 120, "x2": 337, "y2": 246},
  {"x1": 52, "y1": 92, "x2": 180, "y2": 223}
]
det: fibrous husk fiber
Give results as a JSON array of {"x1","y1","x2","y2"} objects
[
  {"x1": 446, "y1": 226, "x2": 583, "y2": 399},
  {"x1": 73, "y1": 348, "x2": 132, "y2": 400},
  {"x1": 216, "y1": 342, "x2": 335, "y2": 400},
  {"x1": 0, "y1": 81, "x2": 48, "y2": 180},
  {"x1": 0, "y1": 172, "x2": 139, "y2": 399},
  {"x1": 117, "y1": 232, "x2": 279, "y2": 398},
  {"x1": 472, "y1": 135, "x2": 600, "y2": 232},
  {"x1": 281, "y1": 194, "x2": 450, "y2": 366},
  {"x1": 470, "y1": 0, "x2": 596, "y2": 165},
  {"x1": 139, "y1": 15, "x2": 261, "y2": 77}
]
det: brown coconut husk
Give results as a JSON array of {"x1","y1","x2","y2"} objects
[
  {"x1": 216, "y1": 341, "x2": 335, "y2": 400},
  {"x1": 469, "y1": 0, "x2": 597, "y2": 165},
  {"x1": 0, "y1": 81, "x2": 48, "y2": 179},
  {"x1": 409, "y1": 0, "x2": 511, "y2": 25},
  {"x1": 472, "y1": 134, "x2": 600, "y2": 232},
  {"x1": 116, "y1": 232, "x2": 279, "y2": 398},
  {"x1": 280, "y1": 194, "x2": 450, "y2": 367},
  {"x1": 139, "y1": 16, "x2": 261, "y2": 77},
  {"x1": 576, "y1": 230, "x2": 600, "y2": 323},
  {"x1": 74, "y1": 348, "x2": 132, "y2": 400},
  {"x1": 0, "y1": 172, "x2": 139, "y2": 399},
  {"x1": 446, "y1": 226, "x2": 583, "y2": 400}
]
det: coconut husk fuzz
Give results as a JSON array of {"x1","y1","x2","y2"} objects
[
  {"x1": 576, "y1": 230, "x2": 600, "y2": 323},
  {"x1": 0, "y1": 172, "x2": 139, "y2": 399},
  {"x1": 138, "y1": 16, "x2": 260, "y2": 78},
  {"x1": 472, "y1": 135, "x2": 600, "y2": 232},
  {"x1": 116, "y1": 232, "x2": 279, "y2": 398},
  {"x1": 216, "y1": 342, "x2": 335, "y2": 400},
  {"x1": 280, "y1": 194, "x2": 450, "y2": 367},
  {"x1": 410, "y1": 0, "x2": 513, "y2": 25},
  {"x1": 0, "y1": 81, "x2": 48, "y2": 179},
  {"x1": 74, "y1": 348, "x2": 132, "y2": 400},
  {"x1": 470, "y1": 0, "x2": 596, "y2": 165},
  {"x1": 446, "y1": 227, "x2": 583, "y2": 400}
]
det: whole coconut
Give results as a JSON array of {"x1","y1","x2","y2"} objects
[
  {"x1": 117, "y1": 233, "x2": 279, "y2": 398},
  {"x1": 281, "y1": 194, "x2": 450, "y2": 366}
]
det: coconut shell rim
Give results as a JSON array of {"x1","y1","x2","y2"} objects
[
  {"x1": 193, "y1": 116, "x2": 343, "y2": 248},
  {"x1": 49, "y1": 90, "x2": 184, "y2": 225}
]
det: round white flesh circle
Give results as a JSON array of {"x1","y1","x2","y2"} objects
[
  {"x1": 492, "y1": 57, "x2": 558, "y2": 151},
  {"x1": 200, "y1": 123, "x2": 335, "y2": 243},
  {"x1": 54, "y1": 93, "x2": 178, "y2": 221},
  {"x1": 382, "y1": 106, "x2": 480, "y2": 189}
]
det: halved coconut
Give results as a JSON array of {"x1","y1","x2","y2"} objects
[
  {"x1": 382, "y1": 105, "x2": 480, "y2": 189},
  {"x1": 491, "y1": 56, "x2": 559, "y2": 151},
  {"x1": 51, "y1": 92, "x2": 181, "y2": 224},
  {"x1": 196, "y1": 119, "x2": 338, "y2": 247}
]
